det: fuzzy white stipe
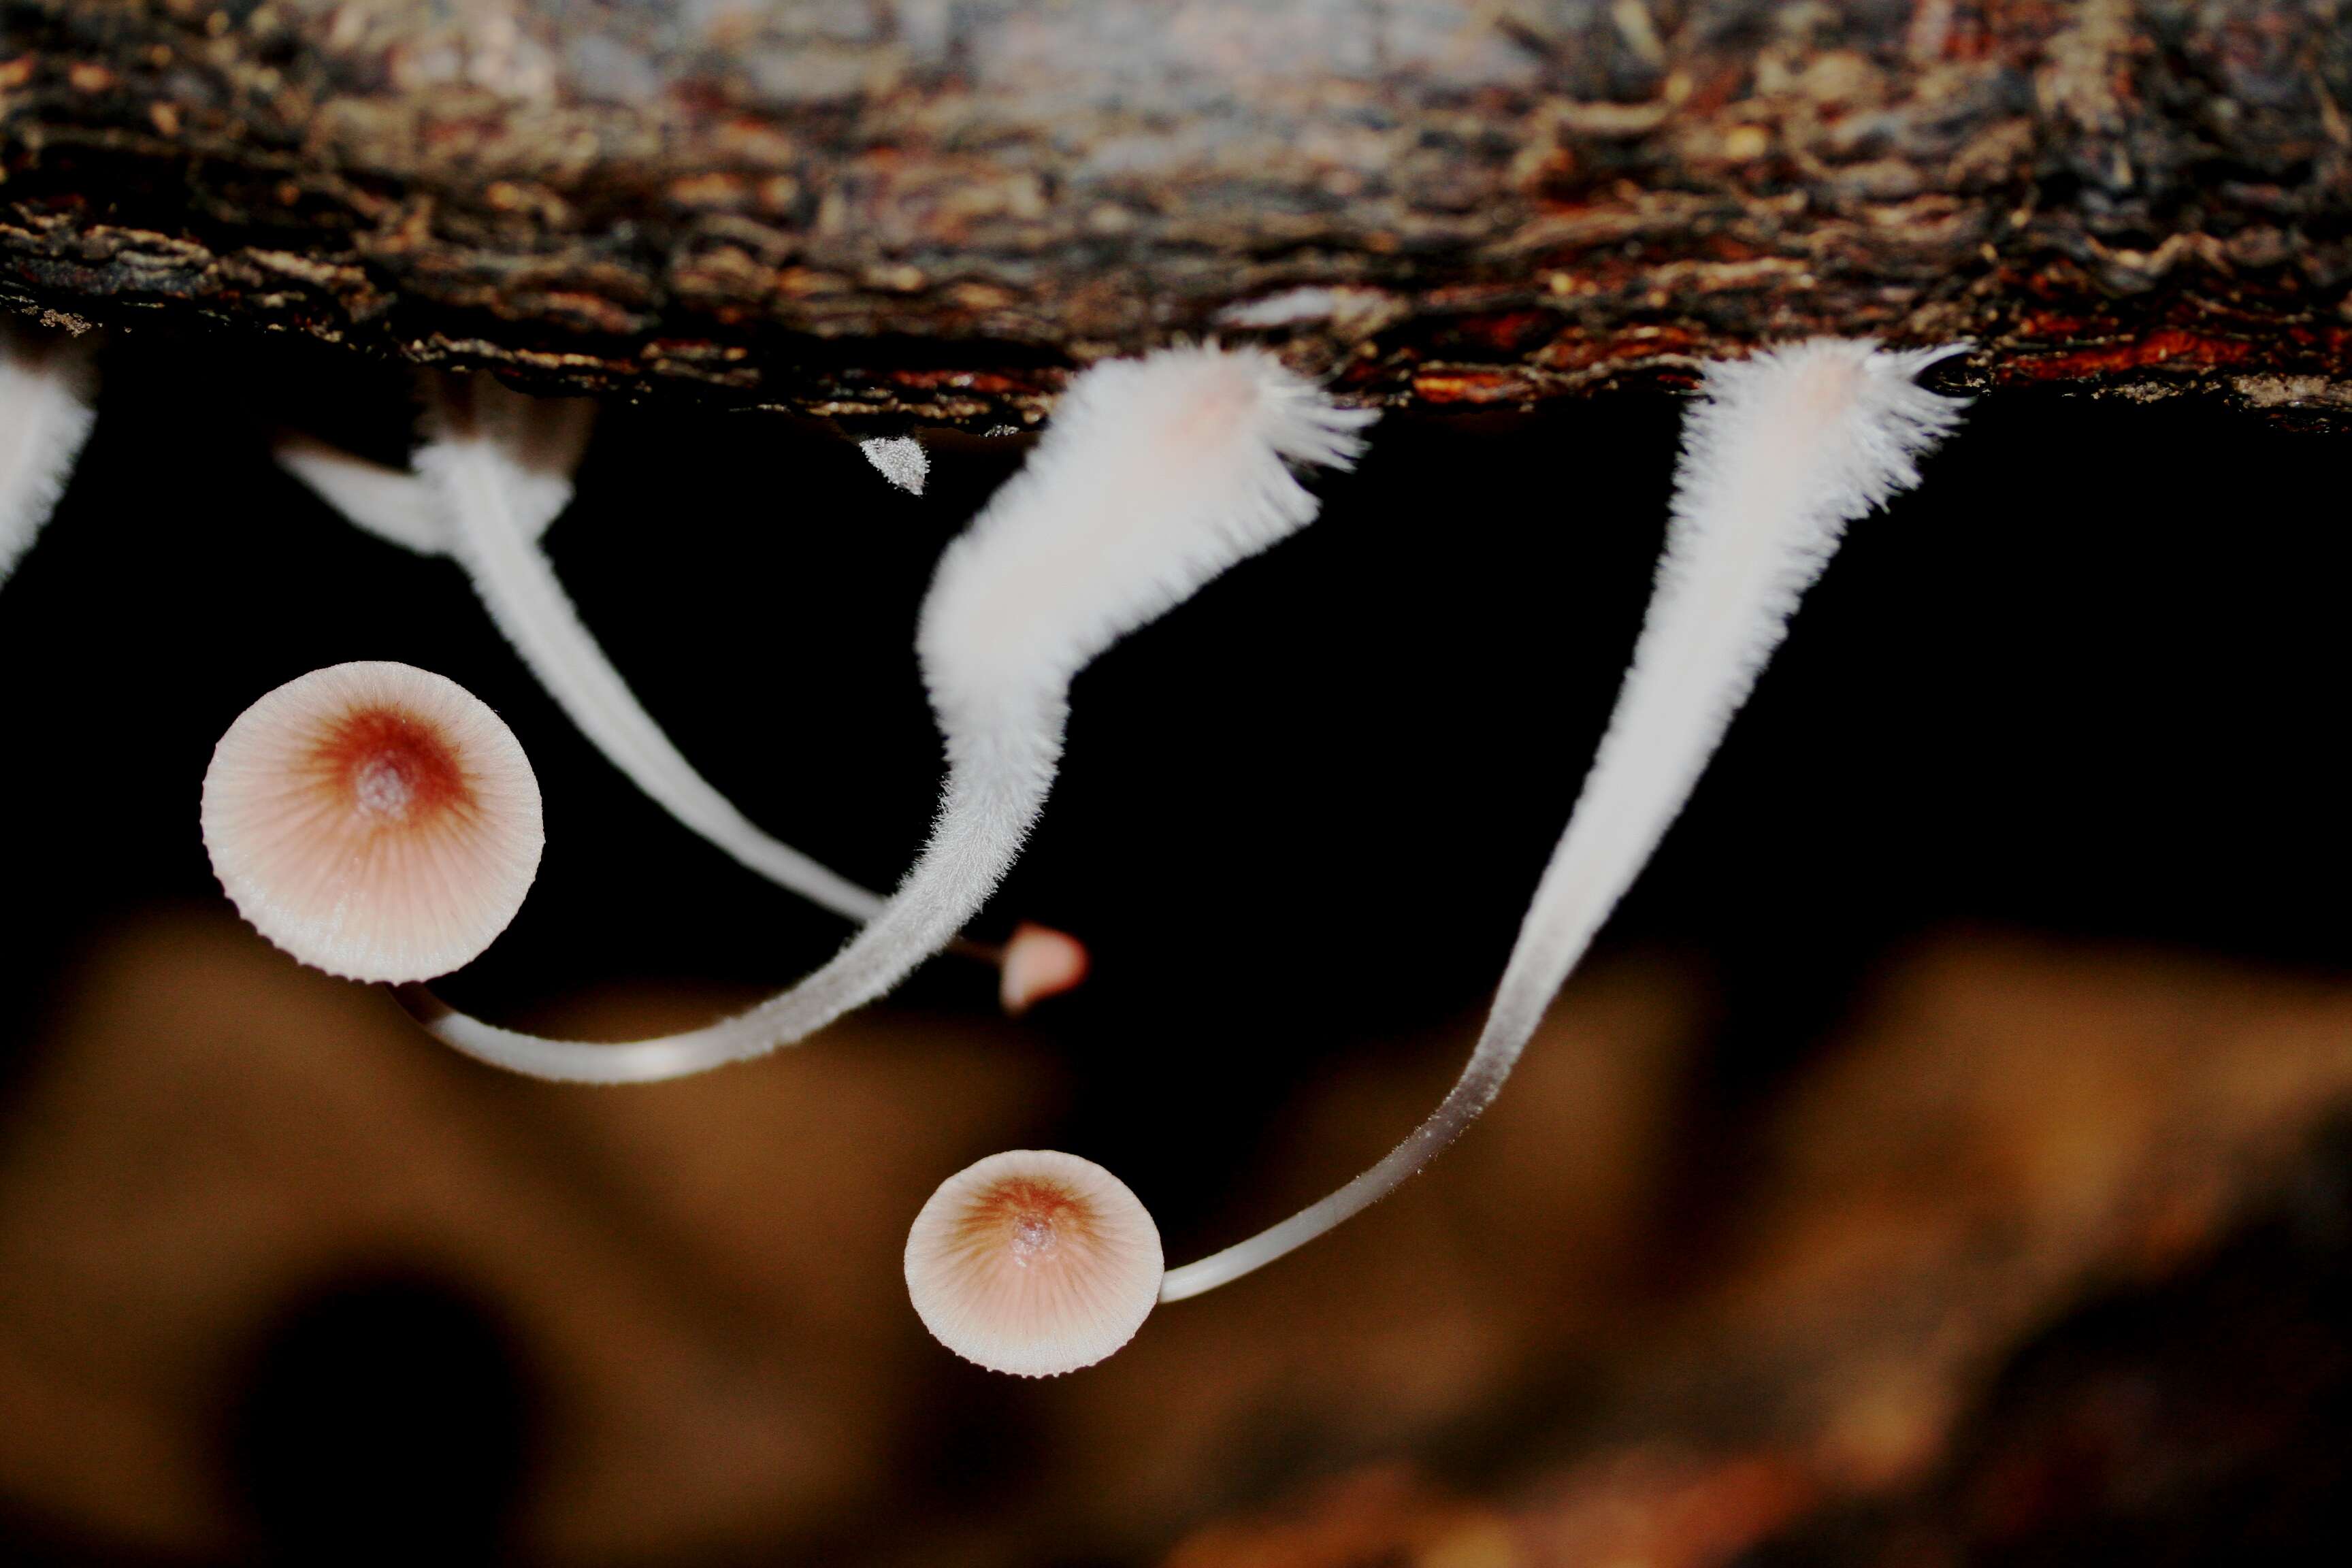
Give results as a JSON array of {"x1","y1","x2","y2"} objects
[
  {"x1": 860, "y1": 436, "x2": 929, "y2": 495},
  {"x1": 412, "y1": 374, "x2": 891, "y2": 926},
  {"x1": 410, "y1": 344, "x2": 1371, "y2": 1082},
  {"x1": 919, "y1": 344, "x2": 1375, "y2": 722},
  {"x1": 1159, "y1": 338, "x2": 1968, "y2": 1302},
  {"x1": 0, "y1": 325, "x2": 97, "y2": 590}
]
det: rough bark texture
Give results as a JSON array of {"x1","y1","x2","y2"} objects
[{"x1": 3, "y1": 0, "x2": 2350, "y2": 427}]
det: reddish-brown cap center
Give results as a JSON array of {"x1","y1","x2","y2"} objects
[
  {"x1": 313, "y1": 706, "x2": 469, "y2": 826},
  {"x1": 962, "y1": 1179, "x2": 1088, "y2": 1269}
]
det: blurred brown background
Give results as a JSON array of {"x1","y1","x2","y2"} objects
[{"x1": 0, "y1": 338, "x2": 2346, "y2": 1565}]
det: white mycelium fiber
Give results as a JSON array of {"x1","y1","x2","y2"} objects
[
  {"x1": 1160, "y1": 338, "x2": 1969, "y2": 1302},
  {"x1": 410, "y1": 375, "x2": 892, "y2": 926},
  {"x1": 860, "y1": 436, "x2": 930, "y2": 495},
  {"x1": 201, "y1": 661, "x2": 545, "y2": 984},
  {"x1": 906, "y1": 1149, "x2": 1163, "y2": 1377},
  {"x1": 0, "y1": 326, "x2": 97, "y2": 591},
  {"x1": 412, "y1": 344, "x2": 1371, "y2": 1082}
]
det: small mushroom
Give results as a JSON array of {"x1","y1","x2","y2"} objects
[
  {"x1": 1156, "y1": 338, "x2": 1970, "y2": 1304},
  {"x1": 998, "y1": 921, "x2": 1092, "y2": 1016},
  {"x1": 401, "y1": 344, "x2": 1371, "y2": 1082},
  {"x1": 0, "y1": 321, "x2": 97, "y2": 592},
  {"x1": 904, "y1": 1149, "x2": 1162, "y2": 1377},
  {"x1": 201, "y1": 661, "x2": 544, "y2": 983}
]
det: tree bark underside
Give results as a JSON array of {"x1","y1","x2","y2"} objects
[{"x1": 3, "y1": 0, "x2": 2349, "y2": 429}]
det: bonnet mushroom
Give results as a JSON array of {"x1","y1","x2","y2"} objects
[
  {"x1": 0, "y1": 322, "x2": 97, "y2": 592},
  {"x1": 396, "y1": 344, "x2": 1372, "y2": 1083},
  {"x1": 276, "y1": 378, "x2": 1086, "y2": 1002},
  {"x1": 904, "y1": 1149, "x2": 1162, "y2": 1376},
  {"x1": 200, "y1": 661, "x2": 544, "y2": 983},
  {"x1": 905, "y1": 338, "x2": 1967, "y2": 1371}
]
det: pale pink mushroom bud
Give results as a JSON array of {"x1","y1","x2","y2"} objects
[
  {"x1": 998, "y1": 921, "x2": 1091, "y2": 1016},
  {"x1": 201, "y1": 661, "x2": 544, "y2": 983},
  {"x1": 905, "y1": 1149, "x2": 1162, "y2": 1377}
]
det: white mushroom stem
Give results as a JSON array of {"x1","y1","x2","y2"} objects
[
  {"x1": 0, "y1": 324, "x2": 97, "y2": 591},
  {"x1": 401, "y1": 693, "x2": 1056, "y2": 1080},
  {"x1": 278, "y1": 383, "x2": 884, "y2": 920},
  {"x1": 400, "y1": 345, "x2": 1370, "y2": 1083},
  {"x1": 1159, "y1": 338, "x2": 1968, "y2": 1303},
  {"x1": 414, "y1": 375, "x2": 890, "y2": 924}
]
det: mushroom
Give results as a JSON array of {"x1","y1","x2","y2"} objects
[
  {"x1": 904, "y1": 1149, "x2": 1162, "y2": 1377},
  {"x1": 274, "y1": 378, "x2": 1088, "y2": 1005},
  {"x1": 1152, "y1": 338, "x2": 1969, "y2": 1303},
  {"x1": 998, "y1": 921, "x2": 1092, "y2": 1016},
  {"x1": 0, "y1": 321, "x2": 97, "y2": 592},
  {"x1": 397, "y1": 344, "x2": 1372, "y2": 1083},
  {"x1": 201, "y1": 661, "x2": 544, "y2": 983}
]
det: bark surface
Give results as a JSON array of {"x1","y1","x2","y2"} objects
[{"x1": 3, "y1": 0, "x2": 2349, "y2": 426}]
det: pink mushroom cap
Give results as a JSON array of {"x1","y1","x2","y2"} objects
[
  {"x1": 998, "y1": 921, "x2": 1091, "y2": 1015},
  {"x1": 905, "y1": 1149, "x2": 1162, "y2": 1376},
  {"x1": 201, "y1": 661, "x2": 544, "y2": 983}
]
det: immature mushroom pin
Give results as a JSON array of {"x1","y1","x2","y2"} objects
[
  {"x1": 905, "y1": 1150, "x2": 1163, "y2": 1377},
  {"x1": 201, "y1": 662, "x2": 544, "y2": 983}
]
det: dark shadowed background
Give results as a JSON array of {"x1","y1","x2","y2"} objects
[{"x1": 0, "y1": 329, "x2": 2346, "y2": 1565}]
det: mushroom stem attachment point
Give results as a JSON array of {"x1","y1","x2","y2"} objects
[{"x1": 1158, "y1": 338, "x2": 1969, "y2": 1303}]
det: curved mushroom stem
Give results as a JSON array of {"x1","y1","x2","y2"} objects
[
  {"x1": 397, "y1": 687, "x2": 1061, "y2": 1081},
  {"x1": 0, "y1": 323, "x2": 97, "y2": 591},
  {"x1": 417, "y1": 375, "x2": 892, "y2": 926},
  {"x1": 397, "y1": 345, "x2": 1371, "y2": 1085},
  {"x1": 1159, "y1": 338, "x2": 1967, "y2": 1303},
  {"x1": 276, "y1": 433, "x2": 461, "y2": 556}
]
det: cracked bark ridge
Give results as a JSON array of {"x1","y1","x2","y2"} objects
[{"x1": 3, "y1": 0, "x2": 2349, "y2": 427}]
